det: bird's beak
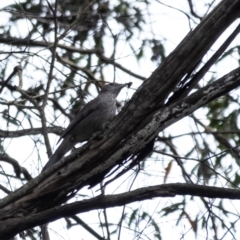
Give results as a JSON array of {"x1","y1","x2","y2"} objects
[{"x1": 123, "y1": 82, "x2": 132, "y2": 88}]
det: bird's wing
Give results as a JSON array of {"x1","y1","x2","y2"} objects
[{"x1": 57, "y1": 99, "x2": 98, "y2": 143}]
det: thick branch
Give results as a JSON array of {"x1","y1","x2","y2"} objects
[{"x1": 1, "y1": 183, "x2": 240, "y2": 239}]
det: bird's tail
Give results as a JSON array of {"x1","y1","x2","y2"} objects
[{"x1": 42, "y1": 137, "x2": 73, "y2": 171}]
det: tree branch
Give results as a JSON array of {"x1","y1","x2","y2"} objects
[
  {"x1": 0, "y1": 37, "x2": 146, "y2": 81},
  {"x1": 0, "y1": 127, "x2": 62, "y2": 138},
  {"x1": 1, "y1": 183, "x2": 240, "y2": 239}
]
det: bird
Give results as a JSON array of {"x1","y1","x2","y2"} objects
[{"x1": 42, "y1": 82, "x2": 132, "y2": 171}]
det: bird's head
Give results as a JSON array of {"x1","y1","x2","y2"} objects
[{"x1": 100, "y1": 82, "x2": 132, "y2": 98}]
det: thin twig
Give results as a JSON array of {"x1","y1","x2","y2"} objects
[
  {"x1": 0, "y1": 184, "x2": 12, "y2": 194},
  {"x1": 0, "y1": 66, "x2": 19, "y2": 93}
]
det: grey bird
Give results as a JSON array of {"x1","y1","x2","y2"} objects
[{"x1": 42, "y1": 82, "x2": 132, "y2": 171}]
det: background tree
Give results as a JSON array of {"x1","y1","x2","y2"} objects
[{"x1": 0, "y1": 0, "x2": 240, "y2": 239}]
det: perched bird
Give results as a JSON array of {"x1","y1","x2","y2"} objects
[{"x1": 42, "y1": 82, "x2": 132, "y2": 171}]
